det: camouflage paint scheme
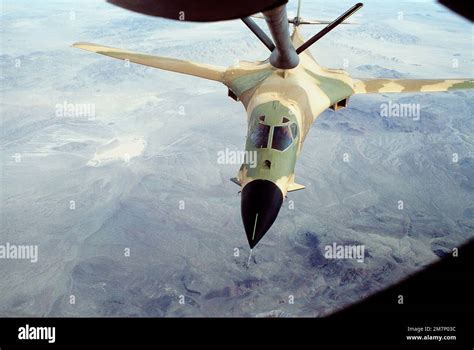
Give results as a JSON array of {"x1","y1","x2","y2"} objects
[
  {"x1": 73, "y1": 25, "x2": 473, "y2": 247},
  {"x1": 73, "y1": 27, "x2": 473, "y2": 197}
]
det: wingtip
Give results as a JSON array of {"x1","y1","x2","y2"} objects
[{"x1": 72, "y1": 42, "x2": 90, "y2": 49}]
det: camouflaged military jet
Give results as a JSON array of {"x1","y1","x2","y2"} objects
[{"x1": 74, "y1": 1, "x2": 473, "y2": 249}]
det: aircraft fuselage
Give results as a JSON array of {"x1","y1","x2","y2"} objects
[{"x1": 229, "y1": 28, "x2": 356, "y2": 247}]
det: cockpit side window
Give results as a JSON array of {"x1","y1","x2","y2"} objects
[
  {"x1": 272, "y1": 126, "x2": 293, "y2": 151},
  {"x1": 290, "y1": 123, "x2": 298, "y2": 140},
  {"x1": 249, "y1": 123, "x2": 270, "y2": 149}
]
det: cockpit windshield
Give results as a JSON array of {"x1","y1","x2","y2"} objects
[
  {"x1": 272, "y1": 126, "x2": 293, "y2": 151},
  {"x1": 249, "y1": 123, "x2": 270, "y2": 149},
  {"x1": 249, "y1": 115, "x2": 298, "y2": 151}
]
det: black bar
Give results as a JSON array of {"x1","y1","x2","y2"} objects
[
  {"x1": 296, "y1": 2, "x2": 363, "y2": 54},
  {"x1": 241, "y1": 17, "x2": 276, "y2": 51}
]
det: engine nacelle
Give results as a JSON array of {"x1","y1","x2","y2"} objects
[{"x1": 329, "y1": 97, "x2": 349, "y2": 110}]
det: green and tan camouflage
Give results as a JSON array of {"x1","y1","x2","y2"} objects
[{"x1": 73, "y1": 8, "x2": 473, "y2": 248}]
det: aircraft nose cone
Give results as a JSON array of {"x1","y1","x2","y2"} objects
[{"x1": 241, "y1": 180, "x2": 283, "y2": 248}]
